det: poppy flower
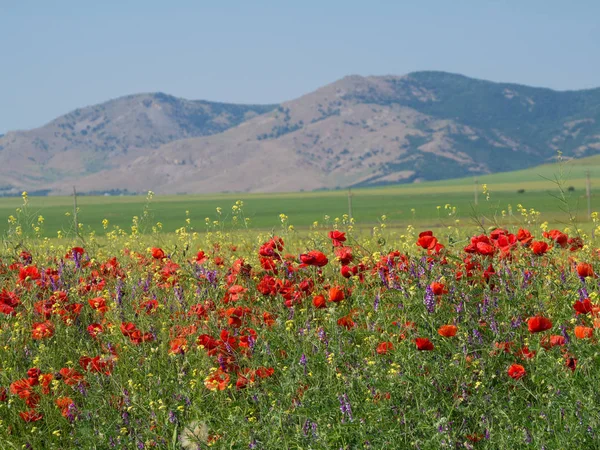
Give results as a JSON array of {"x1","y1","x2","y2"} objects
[
  {"x1": 341, "y1": 265, "x2": 353, "y2": 278},
  {"x1": 527, "y1": 316, "x2": 552, "y2": 333},
  {"x1": 437, "y1": 325, "x2": 457, "y2": 337},
  {"x1": 573, "y1": 299, "x2": 594, "y2": 315},
  {"x1": 88, "y1": 297, "x2": 108, "y2": 313},
  {"x1": 328, "y1": 230, "x2": 347, "y2": 247},
  {"x1": 328, "y1": 287, "x2": 345, "y2": 303},
  {"x1": 430, "y1": 282, "x2": 447, "y2": 296},
  {"x1": 334, "y1": 247, "x2": 353, "y2": 265},
  {"x1": 376, "y1": 341, "x2": 393, "y2": 355},
  {"x1": 507, "y1": 364, "x2": 526, "y2": 380},
  {"x1": 574, "y1": 326, "x2": 594, "y2": 339},
  {"x1": 59, "y1": 368, "x2": 85, "y2": 386},
  {"x1": 516, "y1": 346, "x2": 536, "y2": 359},
  {"x1": 416, "y1": 233, "x2": 438, "y2": 250},
  {"x1": 516, "y1": 228, "x2": 533, "y2": 244},
  {"x1": 169, "y1": 338, "x2": 188, "y2": 355},
  {"x1": 32, "y1": 321, "x2": 54, "y2": 340},
  {"x1": 543, "y1": 230, "x2": 568, "y2": 248},
  {"x1": 541, "y1": 335, "x2": 566, "y2": 349},
  {"x1": 299, "y1": 250, "x2": 328, "y2": 267},
  {"x1": 204, "y1": 369, "x2": 230, "y2": 391},
  {"x1": 312, "y1": 295, "x2": 326, "y2": 309},
  {"x1": 19, "y1": 409, "x2": 43, "y2": 422},
  {"x1": 476, "y1": 241, "x2": 495, "y2": 256},
  {"x1": 55, "y1": 397, "x2": 75, "y2": 418},
  {"x1": 255, "y1": 367, "x2": 274, "y2": 378},
  {"x1": 530, "y1": 241, "x2": 549, "y2": 255},
  {"x1": 195, "y1": 250, "x2": 209, "y2": 264},
  {"x1": 577, "y1": 262, "x2": 595, "y2": 278},
  {"x1": 151, "y1": 247, "x2": 165, "y2": 259},
  {"x1": 415, "y1": 337, "x2": 434, "y2": 351},
  {"x1": 337, "y1": 315, "x2": 355, "y2": 330}
]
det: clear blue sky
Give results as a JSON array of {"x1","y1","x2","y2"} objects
[{"x1": 1, "y1": 0, "x2": 599, "y2": 133}]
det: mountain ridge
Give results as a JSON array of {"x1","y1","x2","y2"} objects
[{"x1": 2, "y1": 71, "x2": 599, "y2": 195}]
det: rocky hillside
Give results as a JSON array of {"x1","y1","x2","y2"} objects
[
  {"x1": 0, "y1": 94, "x2": 275, "y2": 195},
  {"x1": 2, "y1": 72, "x2": 600, "y2": 195}
]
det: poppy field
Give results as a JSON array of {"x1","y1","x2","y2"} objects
[{"x1": 2, "y1": 192, "x2": 600, "y2": 449}]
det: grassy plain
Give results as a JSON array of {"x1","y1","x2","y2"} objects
[{"x1": 2, "y1": 156, "x2": 599, "y2": 237}]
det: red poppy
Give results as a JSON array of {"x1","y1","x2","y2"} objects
[
  {"x1": 516, "y1": 346, "x2": 536, "y2": 360},
  {"x1": 476, "y1": 241, "x2": 495, "y2": 256},
  {"x1": 151, "y1": 247, "x2": 165, "y2": 259},
  {"x1": 376, "y1": 341, "x2": 393, "y2": 355},
  {"x1": 300, "y1": 250, "x2": 329, "y2": 267},
  {"x1": 328, "y1": 230, "x2": 347, "y2": 247},
  {"x1": 19, "y1": 409, "x2": 43, "y2": 422},
  {"x1": 541, "y1": 335, "x2": 566, "y2": 349},
  {"x1": 328, "y1": 287, "x2": 345, "y2": 303},
  {"x1": 543, "y1": 230, "x2": 568, "y2": 248},
  {"x1": 32, "y1": 321, "x2": 54, "y2": 340},
  {"x1": 416, "y1": 233, "x2": 438, "y2": 250},
  {"x1": 59, "y1": 368, "x2": 85, "y2": 386},
  {"x1": 195, "y1": 250, "x2": 209, "y2": 264},
  {"x1": 88, "y1": 297, "x2": 108, "y2": 313},
  {"x1": 415, "y1": 337, "x2": 434, "y2": 351},
  {"x1": 55, "y1": 397, "x2": 75, "y2": 418},
  {"x1": 577, "y1": 262, "x2": 595, "y2": 278},
  {"x1": 527, "y1": 316, "x2": 552, "y2": 333},
  {"x1": 574, "y1": 326, "x2": 594, "y2": 339},
  {"x1": 530, "y1": 241, "x2": 549, "y2": 255},
  {"x1": 169, "y1": 338, "x2": 188, "y2": 355},
  {"x1": 507, "y1": 364, "x2": 526, "y2": 380},
  {"x1": 573, "y1": 299, "x2": 594, "y2": 315},
  {"x1": 334, "y1": 247, "x2": 353, "y2": 265},
  {"x1": 430, "y1": 282, "x2": 447, "y2": 296},
  {"x1": 437, "y1": 325, "x2": 457, "y2": 337},
  {"x1": 516, "y1": 228, "x2": 533, "y2": 245},
  {"x1": 204, "y1": 369, "x2": 230, "y2": 391},
  {"x1": 337, "y1": 315, "x2": 355, "y2": 330},
  {"x1": 312, "y1": 295, "x2": 326, "y2": 309}
]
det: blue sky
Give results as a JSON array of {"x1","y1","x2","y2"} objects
[{"x1": 1, "y1": 0, "x2": 599, "y2": 133}]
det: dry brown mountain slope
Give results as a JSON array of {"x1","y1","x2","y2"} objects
[
  {"x1": 0, "y1": 93, "x2": 275, "y2": 194},
  {"x1": 6, "y1": 71, "x2": 600, "y2": 195},
  {"x1": 52, "y1": 75, "x2": 513, "y2": 194}
]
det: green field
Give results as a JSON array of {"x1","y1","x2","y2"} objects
[{"x1": 3, "y1": 156, "x2": 600, "y2": 237}]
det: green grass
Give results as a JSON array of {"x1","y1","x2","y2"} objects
[{"x1": 4, "y1": 156, "x2": 600, "y2": 237}]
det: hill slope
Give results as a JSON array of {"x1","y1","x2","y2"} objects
[
  {"x1": 3, "y1": 72, "x2": 600, "y2": 195},
  {"x1": 0, "y1": 94, "x2": 275, "y2": 194}
]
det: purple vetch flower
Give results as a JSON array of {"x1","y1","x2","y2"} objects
[
  {"x1": 174, "y1": 285, "x2": 185, "y2": 307},
  {"x1": 168, "y1": 411, "x2": 178, "y2": 424},
  {"x1": 137, "y1": 441, "x2": 145, "y2": 449},
  {"x1": 424, "y1": 284, "x2": 435, "y2": 314},
  {"x1": 338, "y1": 394, "x2": 354, "y2": 423},
  {"x1": 378, "y1": 270, "x2": 389, "y2": 288},
  {"x1": 249, "y1": 439, "x2": 258, "y2": 449},
  {"x1": 373, "y1": 293, "x2": 380, "y2": 312},
  {"x1": 300, "y1": 354, "x2": 307, "y2": 375},
  {"x1": 560, "y1": 325, "x2": 571, "y2": 345},
  {"x1": 473, "y1": 329, "x2": 483, "y2": 344}
]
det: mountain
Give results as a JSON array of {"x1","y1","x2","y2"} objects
[
  {"x1": 0, "y1": 94, "x2": 275, "y2": 195},
  {"x1": 2, "y1": 72, "x2": 600, "y2": 195}
]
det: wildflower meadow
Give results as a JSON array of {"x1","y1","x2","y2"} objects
[{"x1": 1, "y1": 191, "x2": 600, "y2": 449}]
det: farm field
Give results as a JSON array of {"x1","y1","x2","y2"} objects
[
  {"x1": 1, "y1": 203, "x2": 600, "y2": 448},
  {"x1": 1, "y1": 155, "x2": 599, "y2": 238},
  {"x1": 1, "y1": 157, "x2": 600, "y2": 448}
]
